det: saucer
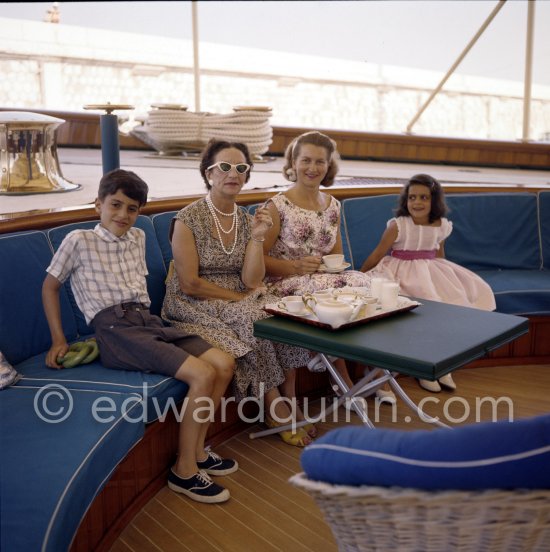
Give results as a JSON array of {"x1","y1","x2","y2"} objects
[
  {"x1": 279, "y1": 306, "x2": 313, "y2": 317},
  {"x1": 318, "y1": 262, "x2": 351, "y2": 273}
]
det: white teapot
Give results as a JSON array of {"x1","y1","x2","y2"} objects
[{"x1": 313, "y1": 299, "x2": 362, "y2": 329}]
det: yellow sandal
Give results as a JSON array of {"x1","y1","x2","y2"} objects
[
  {"x1": 302, "y1": 422, "x2": 317, "y2": 438},
  {"x1": 265, "y1": 416, "x2": 312, "y2": 447}
]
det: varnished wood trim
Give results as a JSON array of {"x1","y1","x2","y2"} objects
[
  {"x1": 2, "y1": 108, "x2": 550, "y2": 167},
  {"x1": 1, "y1": 185, "x2": 548, "y2": 235}
]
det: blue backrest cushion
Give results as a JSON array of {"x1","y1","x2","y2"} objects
[
  {"x1": 47, "y1": 216, "x2": 167, "y2": 333},
  {"x1": 134, "y1": 216, "x2": 167, "y2": 316},
  {"x1": 301, "y1": 414, "x2": 550, "y2": 490},
  {"x1": 151, "y1": 211, "x2": 178, "y2": 268},
  {"x1": 539, "y1": 191, "x2": 550, "y2": 269},
  {"x1": 0, "y1": 231, "x2": 77, "y2": 364},
  {"x1": 151, "y1": 207, "x2": 249, "y2": 267},
  {"x1": 48, "y1": 220, "x2": 98, "y2": 335},
  {"x1": 342, "y1": 195, "x2": 398, "y2": 270},
  {"x1": 445, "y1": 193, "x2": 541, "y2": 270}
]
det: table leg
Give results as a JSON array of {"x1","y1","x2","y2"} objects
[
  {"x1": 386, "y1": 371, "x2": 450, "y2": 428},
  {"x1": 250, "y1": 354, "x2": 377, "y2": 439},
  {"x1": 249, "y1": 357, "x2": 451, "y2": 440}
]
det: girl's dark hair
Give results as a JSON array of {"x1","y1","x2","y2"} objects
[
  {"x1": 395, "y1": 174, "x2": 448, "y2": 223},
  {"x1": 283, "y1": 131, "x2": 340, "y2": 187},
  {"x1": 98, "y1": 169, "x2": 148, "y2": 206},
  {"x1": 199, "y1": 138, "x2": 253, "y2": 190}
]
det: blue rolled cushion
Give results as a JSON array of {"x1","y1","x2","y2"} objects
[{"x1": 301, "y1": 414, "x2": 550, "y2": 490}]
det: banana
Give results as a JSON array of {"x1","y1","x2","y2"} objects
[
  {"x1": 63, "y1": 343, "x2": 92, "y2": 368},
  {"x1": 57, "y1": 351, "x2": 77, "y2": 365},
  {"x1": 68, "y1": 341, "x2": 89, "y2": 353},
  {"x1": 56, "y1": 339, "x2": 100, "y2": 368},
  {"x1": 81, "y1": 339, "x2": 100, "y2": 364}
]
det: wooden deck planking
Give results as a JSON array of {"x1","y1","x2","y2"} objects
[{"x1": 111, "y1": 365, "x2": 550, "y2": 552}]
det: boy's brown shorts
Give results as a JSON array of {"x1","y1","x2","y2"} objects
[{"x1": 91, "y1": 303, "x2": 212, "y2": 377}]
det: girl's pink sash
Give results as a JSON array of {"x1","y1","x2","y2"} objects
[{"x1": 390, "y1": 249, "x2": 436, "y2": 260}]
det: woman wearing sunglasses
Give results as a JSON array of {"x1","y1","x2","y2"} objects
[{"x1": 162, "y1": 138, "x2": 315, "y2": 447}]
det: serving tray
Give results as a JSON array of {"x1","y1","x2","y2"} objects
[{"x1": 263, "y1": 296, "x2": 421, "y2": 331}]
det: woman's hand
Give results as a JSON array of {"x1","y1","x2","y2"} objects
[
  {"x1": 244, "y1": 286, "x2": 268, "y2": 300},
  {"x1": 251, "y1": 205, "x2": 273, "y2": 242},
  {"x1": 229, "y1": 286, "x2": 267, "y2": 302},
  {"x1": 293, "y1": 256, "x2": 322, "y2": 275}
]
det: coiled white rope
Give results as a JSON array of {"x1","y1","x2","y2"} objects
[{"x1": 134, "y1": 108, "x2": 273, "y2": 156}]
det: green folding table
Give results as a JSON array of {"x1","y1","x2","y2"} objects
[{"x1": 252, "y1": 298, "x2": 529, "y2": 433}]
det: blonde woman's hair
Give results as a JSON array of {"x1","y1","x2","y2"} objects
[{"x1": 282, "y1": 131, "x2": 340, "y2": 187}]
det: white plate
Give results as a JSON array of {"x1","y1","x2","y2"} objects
[
  {"x1": 378, "y1": 296, "x2": 419, "y2": 312},
  {"x1": 318, "y1": 262, "x2": 351, "y2": 273}
]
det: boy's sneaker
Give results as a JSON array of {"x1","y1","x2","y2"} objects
[
  {"x1": 197, "y1": 449, "x2": 239, "y2": 476},
  {"x1": 167, "y1": 469, "x2": 230, "y2": 504}
]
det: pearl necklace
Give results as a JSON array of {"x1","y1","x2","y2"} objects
[{"x1": 205, "y1": 194, "x2": 239, "y2": 255}]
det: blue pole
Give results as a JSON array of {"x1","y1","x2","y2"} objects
[{"x1": 100, "y1": 113, "x2": 120, "y2": 174}]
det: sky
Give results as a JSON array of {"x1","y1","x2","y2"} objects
[{"x1": 1, "y1": 1, "x2": 549, "y2": 85}]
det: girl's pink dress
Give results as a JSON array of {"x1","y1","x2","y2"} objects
[{"x1": 373, "y1": 216, "x2": 496, "y2": 311}]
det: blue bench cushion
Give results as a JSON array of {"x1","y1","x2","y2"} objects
[
  {"x1": 301, "y1": 414, "x2": 550, "y2": 490},
  {"x1": 445, "y1": 193, "x2": 541, "y2": 270},
  {"x1": 47, "y1": 216, "x2": 167, "y2": 335},
  {"x1": 477, "y1": 269, "x2": 550, "y2": 315},
  {"x1": 0, "y1": 386, "x2": 144, "y2": 552},
  {"x1": 0, "y1": 231, "x2": 77, "y2": 364},
  {"x1": 539, "y1": 191, "x2": 550, "y2": 269},
  {"x1": 341, "y1": 195, "x2": 398, "y2": 270},
  {"x1": 14, "y1": 351, "x2": 188, "y2": 423}
]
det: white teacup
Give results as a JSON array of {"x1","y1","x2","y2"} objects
[
  {"x1": 322, "y1": 254, "x2": 344, "y2": 269},
  {"x1": 380, "y1": 282, "x2": 400, "y2": 309},
  {"x1": 362, "y1": 296, "x2": 378, "y2": 316},
  {"x1": 303, "y1": 290, "x2": 333, "y2": 311},
  {"x1": 279, "y1": 296, "x2": 306, "y2": 314},
  {"x1": 335, "y1": 292, "x2": 358, "y2": 304}
]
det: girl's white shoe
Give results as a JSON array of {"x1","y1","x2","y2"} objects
[
  {"x1": 438, "y1": 373, "x2": 457, "y2": 390},
  {"x1": 418, "y1": 375, "x2": 456, "y2": 392},
  {"x1": 418, "y1": 378, "x2": 441, "y2": 393},
  {"x1": 375, "y1": 388, "x2": 397, "y2": 405}
]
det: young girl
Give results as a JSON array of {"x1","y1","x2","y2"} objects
[{"x1": 361, "y1": 173, "x2": 496, "y2": 393}]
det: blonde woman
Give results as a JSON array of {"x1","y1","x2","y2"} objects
[{"x1": 262, "y1": 131, "x2": 395, "y2": 404}]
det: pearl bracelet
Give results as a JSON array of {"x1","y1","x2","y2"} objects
[{"x1": 251, "y1": 236, "x2": 265, "y2": 242}]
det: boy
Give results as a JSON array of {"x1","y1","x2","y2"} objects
[{"x1": 42, "y1": 169, "x2": 237, "y2": 504}]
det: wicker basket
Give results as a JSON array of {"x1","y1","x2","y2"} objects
[{"x1": 290, "y1": 472, "x2": 550, "y2": 551}]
